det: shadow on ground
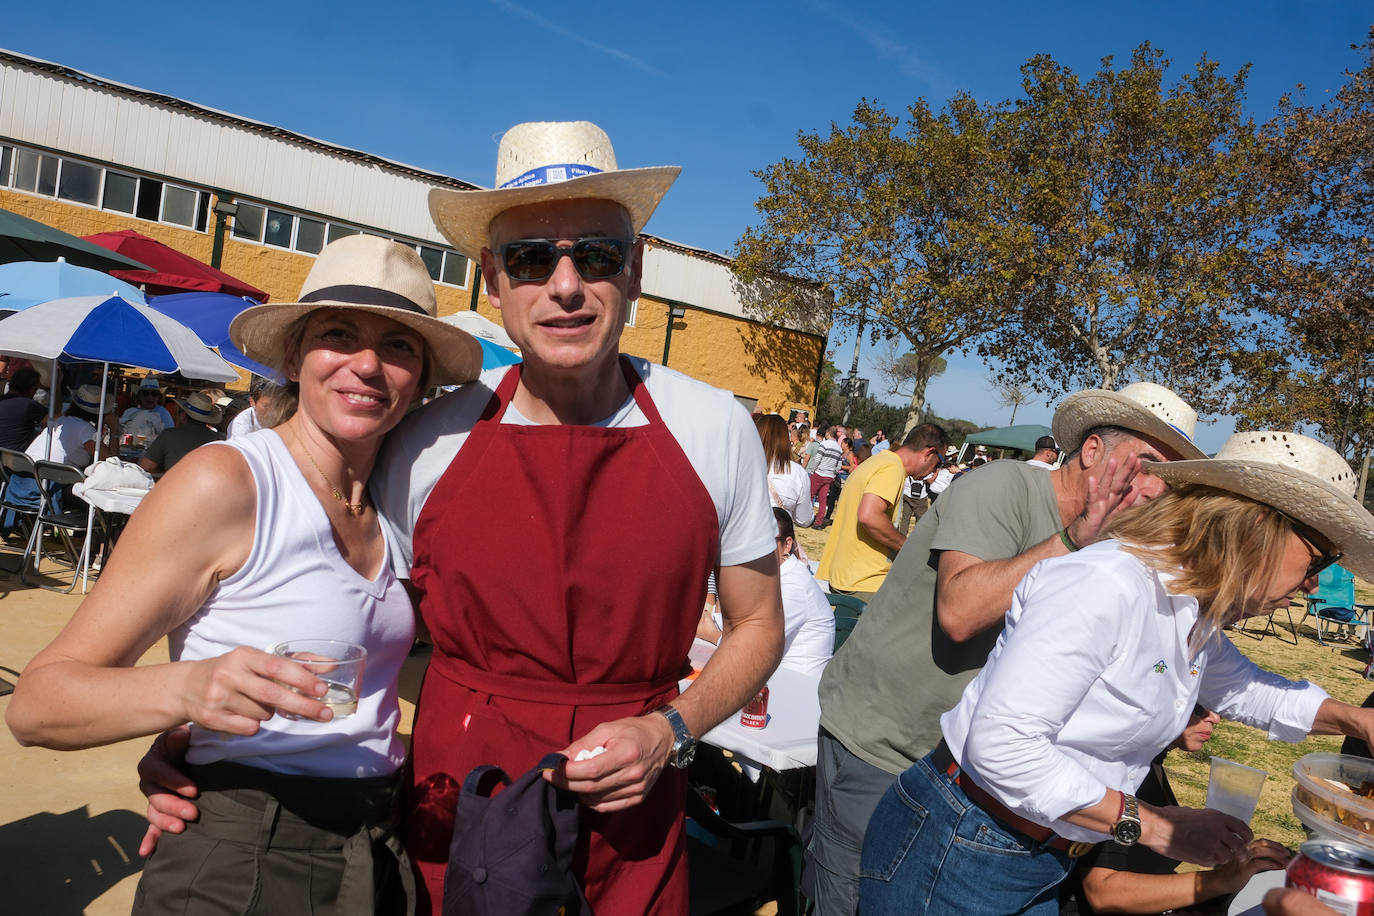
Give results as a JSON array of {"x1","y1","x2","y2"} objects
[{"x1": 0, "y1": 806, "x2": 146, "y2": 914}]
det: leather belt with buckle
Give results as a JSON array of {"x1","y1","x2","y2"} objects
[{"x1": 931, "y1": 740, "x2": 1096, "y2": 858}]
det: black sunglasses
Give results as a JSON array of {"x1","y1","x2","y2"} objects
[
  {"x1": 500, "y1": 237, "x2": 628, "y2": 282},
  {"x1": 1279, "y1": 511, "x2": 1343, "y2": 579}
]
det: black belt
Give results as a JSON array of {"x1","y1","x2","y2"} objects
[{"x1": 931, "y1": 740, "x2": 1095, "y2": 858}]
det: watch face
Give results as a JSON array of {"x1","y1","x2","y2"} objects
[
  {"x1": 1114, "y1": 820, "x2": 1142, "y2": 845},
  {"x1": 675, "y1": 740, "x2": 696, "y2": 768}
]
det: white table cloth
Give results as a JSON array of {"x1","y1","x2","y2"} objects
[
  {"x1": 72, "y1": 482, "x2": 147, "y2": 516},
  {"x1": 679, "y1": 638, "x2": 821, "y2": 772},
  {"x1": 1228, "y1": 868, "x2": 1285, "y2": 915}
]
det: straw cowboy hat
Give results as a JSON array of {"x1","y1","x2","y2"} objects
[
  {"x1": 1053, "y1": 382, "x2": 1207, "y2": 460},
  {"x1": 179, "y1": 391, "x2": 223, "y2": 426},
  {"x1": 71, "y1": 384, "x2": 104, "y2": 415},
  {"x1": 230, "y1": 235, "x2": 482, "y2": 387},
  {"x1": 1145, "y1": 431, "x2": 1374, "y2": 581},
  {"x1": 428, "y1": 121, "x2": 681, "y2": 261}
]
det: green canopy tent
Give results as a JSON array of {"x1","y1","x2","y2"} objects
[{"x1": 959, "y1": 423, "x2": 1053, "y2": 461}]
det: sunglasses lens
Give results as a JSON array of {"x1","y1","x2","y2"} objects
[
  {"x1": 572, "y1": 238, "x2": 626, "y2": 278},
  {"x1": 503, "y1": 241, "x2": 558, "y2": 281}
]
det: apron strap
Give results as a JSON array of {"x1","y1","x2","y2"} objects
[{"x1": 429, "y1": 652, "x2": 681, "y2": 705}]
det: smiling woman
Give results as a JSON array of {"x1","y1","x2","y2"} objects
[
  {"x1": 858, "y1": 430, "x2": 1374, "y2": 916},
  {"x1": 5, "y1": 235, "x2": 483, "y2": 915}
]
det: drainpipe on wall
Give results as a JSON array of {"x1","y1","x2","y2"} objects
[
  {"x1": 468, "y1": 259, "x2": 483, "y2": 312},
  {"x1": 662, "y1": 305, "x2": 686, "y2": 365}
]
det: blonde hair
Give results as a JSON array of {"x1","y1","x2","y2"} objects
[{"x1": 1106, "y1": 485, "x2": 1296, "y2": 651}]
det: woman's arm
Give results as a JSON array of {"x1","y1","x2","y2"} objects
[
  {"x1": 6, "y1": 445, "x2": 330, "y2": 748},
  {"x1": 1080, "y1": 839, "x2": 1290, "y2": 912}
]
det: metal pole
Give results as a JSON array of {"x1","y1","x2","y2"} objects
[{"x1": 842, "y1": 312, "x2": 865, "y2": 426}]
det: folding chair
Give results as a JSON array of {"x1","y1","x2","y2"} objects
[
  {"x1": 686, "y1": 782, "x2": 803, "y2": 916},
  {"x1": 21, "y1": 460, "x2": 107, "y2": 593},
  {"x1": 826, "y1": 593, "x2": 865, "y2": 653},
  {"x1": 1304, "y1": 564, "x2": 1373, "y2": 646},
  {"x1": 0, "y1": 448, "x2": 42, "y2": 572},
  {"x1": 1237, "y1": 599, "x2": 1300, "y2": 645}
]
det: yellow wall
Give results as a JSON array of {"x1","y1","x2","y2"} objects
[{"x1": 1, "y1": 191, "x2": 823, "y2": 413}]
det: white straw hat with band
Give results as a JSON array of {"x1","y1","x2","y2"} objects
[
  {"x1": 179, "y1": 390, "x2": 223, "y2": 426},
  {"x1": 71, "y1": 384, "x2": 104, "y2": 415},
  {"x1": 1144, "y1": 430, "x2": 1374, "y2": 581},
  {"x1": 428, "y1": 121, "x2": 681, "y2": 261},
  {"x1": 230, "y1": 235, "x2": 482, "y2": 387},
  {"x1": 1053, "y1": 382, "x2": 1207, "y2": 460}
]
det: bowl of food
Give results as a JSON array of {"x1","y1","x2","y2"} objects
[{"x1": 1292, "y1": 753, "x2": 1374, "y2": 849}]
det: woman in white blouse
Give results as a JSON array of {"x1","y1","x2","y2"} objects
[
  {"x1": 756, "y1": 413, "x2": 814, "y2": 528},
  {"x1": 859, "y1": 431, "x2": 1374, "y2": 916}
]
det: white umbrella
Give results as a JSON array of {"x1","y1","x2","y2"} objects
[{"x1": 438, "y1": 311, "x2": 520, "y2": 352}]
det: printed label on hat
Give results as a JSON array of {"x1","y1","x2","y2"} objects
[{"x1": 500, "y1": 163, "x2": 604, "y2": 189}]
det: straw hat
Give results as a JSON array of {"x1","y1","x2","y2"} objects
[
  {"x1": 428, "y1": 121, "x2": 681, "y2": 261},
  {"x1": 1053, "y1": 382, "x2": 1207, "y2": 460},
  {"x1": 179, "y1": 391, "x2": 223, "y2": 426},
  {"x1": 1145, "y1": 431, "x2": 1374, "y2": 581},
  {"x1": 71, "y1": 384, "x2": 104, "y2": 414},
  {"x1": 230, "y1": 235, "x2": 482, "y2": 386},
  {"x1": 139, "y1": 376, "x2": 161, "y2": 391}
]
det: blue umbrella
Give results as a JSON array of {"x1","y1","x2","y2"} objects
[
  {"x1": 475, "y1": 337, "x2": 521, "y2": 369},
  {"x1": 0, "y1": 259, "x2": 147, "y2": 311},
  {"x1": 147, "y1": 292, "x2": 281, "y2": 381}
]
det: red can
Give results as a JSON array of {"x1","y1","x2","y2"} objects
[
  {"x1": 740, "y1": 686, "x2": 769, "y2": 728},
  {"x1": 1287, "y1": 838, "x2": 1374, "y2": 914}
]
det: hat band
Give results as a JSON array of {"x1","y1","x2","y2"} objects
[
  {"x1": 499, "y1": 163, "x2": 604, "y2": 189},
  {"x1": 300, "y1": 285, "x2": 426, "y2": 315}
]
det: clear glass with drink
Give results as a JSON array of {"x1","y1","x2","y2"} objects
[
  {"x1": 269, "y1": 639, "x2": 366, "y2": 719},
  {"x1": 1205, "y1": 755, "x2": 1267, "y2": 823}
]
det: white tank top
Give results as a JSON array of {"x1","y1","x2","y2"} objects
[{"x1": 173, "y1": 429, "x2": 414, "y2": 778}]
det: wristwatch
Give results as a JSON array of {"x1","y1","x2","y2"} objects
[
  {"x1": 652, "y1": 704, "x2": 697, "y2": 768},
  {"x1": 1112, "y1": 794, "x2": 1142, "y2": 846}
]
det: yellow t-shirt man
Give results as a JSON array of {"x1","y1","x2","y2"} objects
[{"x1": 816, "y1": 449, "x2": 906, "y2": 593}]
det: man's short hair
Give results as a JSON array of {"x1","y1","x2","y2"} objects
[
  {"x1": 1035, "y1": 435, "x2": 1058, "y2": 452},
  {"x1": 1063, "y1": 425, "x2": 1132, "y2": 461},
  {"x1": 8, "y1": 367, "x2": 39, "y2": 395},
  {"x1": 899, "y1": 422, "x2": 949, "y2": 453}
]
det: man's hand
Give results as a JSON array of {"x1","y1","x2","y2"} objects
[
  {"x1": 1066, "y1": 452, "x2": 1143, "y2": 546},
  {"x1": 1141, "y1": 803, "x2": 1253, "y2": 866},
  {"x1": 137, "y1": 725, "x2": 199, "y2": 857},
  {"x1": 545, "y1": 713, "x2": 675, "y2": 812},
  {"x1": 1264, "y1": 888, "x2": 1342, "y2": 915},
  {"x1": 1206, "y1": 838, "x2": 1293, "y2": 897}
]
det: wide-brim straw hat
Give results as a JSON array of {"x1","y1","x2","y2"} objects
[
  {"x1": 1053, "y1": 382, "x2": 1207, "y2": 460},
  {"x1": 429, "y1": 121, "x2": 681, "y2": 261},
  {"x1": 179, "y1": 391, "x2": 223, "y2": 426},
  {"x1": 230, "y1": 235, "x2": 482, "y2": 387},
  {"x1": 1145, "y1": 431, "x2": 1374, "y2": 581},
  {"x1": 71, "y1": 384, "x2": 104, "y2": 415}
]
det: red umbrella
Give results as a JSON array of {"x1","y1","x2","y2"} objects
[{"x1": 82, "y1": 229, "x2": 269, "y2": 301}]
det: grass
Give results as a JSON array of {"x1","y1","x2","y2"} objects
[{"x1": 796, "y1": 516, "x2": 1374, "y2": 851}]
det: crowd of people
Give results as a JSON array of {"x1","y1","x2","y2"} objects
[{"x1": 1, "y1": 118, "x2": 1370, "y2": 916}]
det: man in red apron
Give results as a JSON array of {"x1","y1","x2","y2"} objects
[{"x1": 376, "y1": 120, "x2": 785, "y2": 913}]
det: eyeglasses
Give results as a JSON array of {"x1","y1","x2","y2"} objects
[
  {"x1": 1279, "y1": 511, "x2": 1343, "y2": 580},
  {"x1": 500, "y1": 237, "x2": 628, "y2": 282}
]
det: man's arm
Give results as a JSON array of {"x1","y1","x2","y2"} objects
[
  {"x1": 857, "y1": 493, "x2": 904, "y2": 553},
  {"x1": 1080, "y1": 839, "x2": 1290, "y2": 913},
  {"x1": 549, "y1": 552, "x2": 783, "y2": 813},
  {"x1": 937, "y1": 453, "x2": 1141, "y2": 643}
]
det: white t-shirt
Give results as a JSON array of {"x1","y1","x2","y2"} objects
[
  {"x1": 769, "y1": 462, "x2": 815, "y2": 527},
  {"x1": 120, "y1": 406, "x2": 172, "y2": 443},
  {"x1": 1025, "y1": 459, "x2": 1056, "y2": 470},
  {"x1": 174, "y1": 430, "x2": 414, "y2": 778},
  {"x1": 26, "y1": 416, "x2": 96, "y2": 467},
  {"x1": 374, "y1": 357, "x2": 777, "y2": 574},
  {"x1": 227, "y1": 407, "x2": 262, "y2": 439},
  {"x1": 779, "y1": 554, "x2": 834, "y2": 677}
]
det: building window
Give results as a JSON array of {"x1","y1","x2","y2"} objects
[
  {"x1": 14, "y1": 149, "x2": 58, "y2": 196},
  {"x1": 296, "y1": 217, "x2": 325, "y2": 254},
  {"x1": 0, "y1": 145, "x2": 11, "y2": 186},
  {"x1": 56, "y1": 160, "x2": 102, "y2": 206},
  {"x1": 161, "y1": 185, "x2": 198, "y2": 228},
  {"x1": 441, "y1": 251, "x2": 468, "y2": 287},
  {"x1": 264, "y1": 209, "x2": 294, "y2": 248},
  {"x1": 135, "y1": 178, "x2": 163, "y2": 221},
  {"x1": 102, "y1": 171, "x2": 137, "y2": 213},
  {"x1": 233, "y1": 202, "x2": 265, "y2": 241},
  {"x1": 327, "y1": 223, "x2": 361, "y2": 245}
]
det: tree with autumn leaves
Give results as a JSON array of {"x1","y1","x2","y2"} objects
[{"x1": 737, "y1": 31, "x2": 1373, "y2": 471}]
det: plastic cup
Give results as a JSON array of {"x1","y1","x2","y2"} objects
[
  {"x1": 1205, "y1": 755, "x2": 1267, "y2": 823},
  {"x1": 269, "y1": 639, "x2": 366, "y2": 719}
]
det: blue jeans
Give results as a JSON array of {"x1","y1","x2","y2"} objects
[{"x1": 859, "y1": 752, "x2": 1072, "y2": 916}]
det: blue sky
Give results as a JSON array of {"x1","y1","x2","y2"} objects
[{"x1": 6, "y1": 1, "x2": 1370, "y2": 449}]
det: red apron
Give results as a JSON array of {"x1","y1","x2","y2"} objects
[{"x1": 406, "y1": 357, "x2": 719, "y2": 915}]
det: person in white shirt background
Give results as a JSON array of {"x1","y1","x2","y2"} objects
[
  {"x1": 757, "y1": 413, "x2": 814, "y2": 529},
  {"x1": 859, "y1": 430, "x2": 1374, "y2": 916},
  {"x1": 772, "y1": 507, "x2": 834, "y2": 676}
]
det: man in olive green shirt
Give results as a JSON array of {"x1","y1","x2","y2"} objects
[
  {"x1": 815, "y1": 424, "x2": 948, "y2": 599},
  {"x1": 809, "y1": 383, "x2": 1206, "y2": 916}
]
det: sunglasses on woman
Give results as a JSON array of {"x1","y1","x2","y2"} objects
[
  {"x1": 1280, "y1": 511, "x2": 1343, "y2": 579},
  {"x1": 501, "y1": 237, "x2": 628, "y2": 282}
]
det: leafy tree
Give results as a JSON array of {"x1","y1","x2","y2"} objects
[
  {"x1": 988, "y1": 44, "x2": 1282, "y2": 411},
  {"x1": 1235, "y1": 30, "x2": 1374, "y2": 473},
  {"x1": 734, "y1": 97, "x2": 1026, "y2": 435}
]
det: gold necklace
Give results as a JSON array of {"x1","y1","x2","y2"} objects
[{"x1": 295, "y1": 432, "x2": 366, "y2": 517}]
